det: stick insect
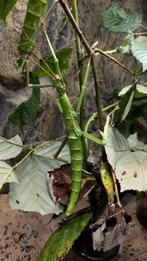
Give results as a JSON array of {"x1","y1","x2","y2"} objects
[
  {"x1": 19, "y1": 2, "x2": 104, "y2": 215},
  {"x1": 26, "y1": 31, "x2": 105, "y2": 216}
]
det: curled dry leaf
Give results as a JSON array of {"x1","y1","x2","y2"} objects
[
  {"x1": 47, "y1": 164, "x2": 71, "y2": 205},
  {"x1": 47, "y1": 164, "x2": 96, "y2": 205}
]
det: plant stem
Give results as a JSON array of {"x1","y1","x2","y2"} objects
[
  {"x1": 111, "y1": 170, "x2": 122, "y2": 208},
  {"x1": 102, "y1": 101, "x2": 119, "y2": 112},
  {"x1": 133, "y1": 32, "x2": 147, "y2": 35},
  {"x1": 59, "y1": 0, "x2": 91, "y2": 53},
  {"x1": 80, "y1": 49, "x2": 117, "y2": 62},
  {"x1": 91, "y1": 54, "x2": 103, "y2": 130}
]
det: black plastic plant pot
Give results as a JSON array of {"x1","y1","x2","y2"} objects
[
  {"x1": 136, "y1": 200, "x2": 147, "y2": 229},
  {"x1": 72, "y1": 229, "x2": 120, "y2": 261}
]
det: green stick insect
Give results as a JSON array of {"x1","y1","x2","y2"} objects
[
  {"x1": 44, "y1": 31, "x2": 85, "y2": 216},
  {"x1": 19, "y1": 2, "x2": 105, "y2": 216}
]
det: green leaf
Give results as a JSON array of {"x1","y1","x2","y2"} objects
[
  {"x1": 38, "y1": 211, "x2": 92, "y2": 261},
  {"x1": 104, "y1": 126, "x2": 147, "y2": 192},
  {"x1": 8, "y1": 88, "x2": 40, "y2": 128},
  {"x1": 113, "y1": 83, "x2": 136, "y2": 125},
  {"x1": 131, "y1": 36, "x2": 147, "y2": 72},
  {"x1": 102, "y1": 5, "x2": 141, "y2": 33},
  {"x1": 0, "y1": 161, "x2": 18, "y2": 189},
  {"x1": 0, "y1": 0, "x2": 17, "y2": 20},
  {"x1": 117, "y1": 34, "x2": 134, "y2": 54},
  {"x1": 9, "y1": 140, "x2": 71, "y2": 215},
  {"x1": 129, "y1": 98, "x2": 147, "y2": 123},
  {"x1": 117, "y1": 45, "x2": 131, "y2": 54},
  {"x1": 104, "y1": 126, "x2": 129, "y2": 169},
  {"x1": 0, "y1": 135, "x2": 22, "y2": 160},
  {"x1": 36, "y1": 48, "x2": 72, "y2": 77},
  {"x1": 119, "y1": 84, "x2": 147, "y2": 99}
]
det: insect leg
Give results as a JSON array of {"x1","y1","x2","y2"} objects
[{"x1": 54, "y1": 137, "x2": 68, "y2": 159}]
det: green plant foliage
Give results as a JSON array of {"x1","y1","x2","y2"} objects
[
  {"x1": 0, "y1": 135, "x2": 22, "y2": 188},
  {"x1": 38, "y1": 211, "x2": 92, "y2": 261},
  {"x1": 0, "y1": 161, "x2": 18, "y2": 188},
  {"x1": 104, "y1": 126, "x2": 147, "y2": 192},
  {"x1": 36, "y1": 48, "x2": 72, "y2": 77},
  {"x1": 129, "y1": 98, "x2": 147, "y2": 123},
  {"x1": 0, "y1": 0, "x2": 17, "y2": 20},
  {"x1": 118, "y1": 84, "x2": 147, "y2": 124},
  {"x1": 102, "y1": 5, "x2": 141, "y2": 33},
  {"x1": 112, "y1": 83, "x2": 136, "y2": 125},
  {"x1": 9, "y1": 140, "x2": 71, "y2": 215},
  {"x1": 0, "y1": 135, "x2": 22, "y2": 160},
  {"x1": 131, "y1": 36, "x2": 147, "y2": 72},
  {"x1": 117, "y1": 45, "x2": 130, "y2": 54},
  {"x1": 119, "y1": 84, "x2": 147, "y2": 98},
  {"x1": 19, "y1": 0, "x2": 48, "y2": 53},
  {"x1": 8, "y1": 88, "x2": 40, "y2": 128}
]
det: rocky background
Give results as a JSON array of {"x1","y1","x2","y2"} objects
[{"x1": 0, "y1": 0, "x2": 147, "y2": 144}]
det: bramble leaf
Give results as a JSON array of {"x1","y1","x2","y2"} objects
[
  {"x1": 9, "y1": 140, "x2": 71, "y2": 215},
  {"x1": 112, "y1": 83, "x2": 136, "y2": 125},
  {"x1": 0, "y1": 135, "x2": 22, "y2": 160},
  {"x1": 104, "y1": 126, "x2": 147, "y2": 192},
  {"x1": 38, "y1": 211, "x2": 92, "y2": 261},
  {"x1": 131, "y1": 36, "x2": 147, "y2": 72},
  {"x1": 102, "y1": 5, "x2": 141, "y2": 33},
  {"x1": 119, "y1": 84, "x2": 147, "y2": 99},
  {"x1": 0, "y1": 161, "x2": 18, "y2": 189}
]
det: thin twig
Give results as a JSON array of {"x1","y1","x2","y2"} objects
[
  {"x1": 111, "y1": 170, "x2": 122, "y2": 208},
  {"x1": 91, "y1": 54, "x2": 103, "y2": 130},
  {"x1": 133, "y1": 32, "x2": 147, "y2": 35},
  {"x1": 80, "y1": 49, "x2": 117, "y2": 63}
]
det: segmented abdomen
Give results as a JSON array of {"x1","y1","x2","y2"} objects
[
  {"x1": 59, "y1": 93, "x2": 83, "y2": 216},
  {"x1": 19, "y1": 0, "x2": 48, "y2": 53}
]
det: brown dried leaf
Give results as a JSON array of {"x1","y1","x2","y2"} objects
[{"x1": 47, "y1": 165, "x2": 96, "y2": 205}]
